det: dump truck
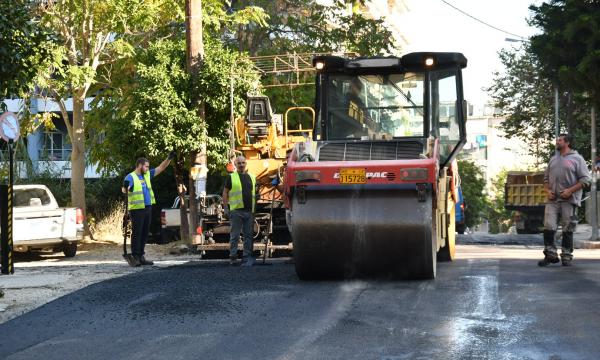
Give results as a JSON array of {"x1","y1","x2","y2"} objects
[
  {"x1": 196, "y1": 96, "x2": 314, "y2": 255},
  {"x1": 284, "y1": 52, "x2": 468, "y2": 279},
  {"x1": 505, "y1": 171, "x2": 545, "y2": 234}
]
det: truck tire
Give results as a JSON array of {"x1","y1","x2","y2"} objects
[
  {"x1": 456, "y1": 223, "x2": 466, "y2": 235},
  {"x1": 63, "y1": 242, "x2": 78, "y2": 257}
]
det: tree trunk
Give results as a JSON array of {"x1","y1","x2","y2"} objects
[
  {"x1": 173, "y1": 161, "x2": 190, "y2": 243},
  {"x1": 71, "y1": 93, "x2": 89, "y2": 234},
  {"x1": 189, "y1": 152, "x2": 198, "y2": 240},
  {"x1": 186, "y1": 0, "x2": 206, "y2": 246}
]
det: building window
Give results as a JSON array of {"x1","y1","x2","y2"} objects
[{"x1": 41, "y1": 131, "x2": 71, "y2": 161}]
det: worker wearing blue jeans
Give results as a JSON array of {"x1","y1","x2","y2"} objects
[{"x1": 223, "y1": 156, "x2": 257, "y2": 266}]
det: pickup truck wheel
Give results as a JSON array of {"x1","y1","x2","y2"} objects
[{"x1": 63, "y1": 242, "x2": 78, "y2": 257}]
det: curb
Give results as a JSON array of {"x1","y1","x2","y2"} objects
[{"x1": 575, "y1": 239, "x2": 600, "y2": 249}]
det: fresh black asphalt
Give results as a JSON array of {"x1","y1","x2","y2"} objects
[{"x1": 1, "y1": 249, "x2": 600, "y2": 359}]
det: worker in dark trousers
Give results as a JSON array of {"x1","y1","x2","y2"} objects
[
  {"x1": 539, "y1": 134, "x2": 590, "y2": 267},
  {"x1": 122, "y1": 153, "x2": 174, "y2": 267},
  {"x1": 223, "y1": 155, "x2": 258, "y2": 266}
]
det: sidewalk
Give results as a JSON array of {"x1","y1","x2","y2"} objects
[
  {"x1": 573, "y1": 224, "x2": 600, "y2": 249},
  {"x1": 459, "y1": 224, "x2": 600, "y2": 249}
]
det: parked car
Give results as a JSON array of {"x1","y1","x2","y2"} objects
[
  {"x1": 455, "y1": 185, "x2": 466, "y2": 234},
  {"x1": 12, "y1": 184, "x2": 84, "y2": 257}
]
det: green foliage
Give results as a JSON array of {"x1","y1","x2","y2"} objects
[
  {"x1": 526, "y1": 0, "x2": 600, "y2": 162},
  {"x1": 489, "y1": 46, "x2": 592, "y2": 163},
  {"x1": 89, "y1": 36, "x2": 260, "y2": 173},
  {"x1": 37, "y1": 0, "x2": 183, "y2": 97},
  {"x1": 232, "y1": 0, "x2": 395, "y2": 56},
  {"x1": 530, "y1": 1, "x2": 600, "y2": 102},
  {"x1": 0, "y1": 0, "x2": 52, "y2": 103},
  {"x1": 457, "y1": 160, "x2": 488, "y2": 228},
  {"x1": 231, "y1": 0, "x2": 397, "y2": 113},
  {"x1": 485, "y1": 170, "x2": 513, "y2": 234},
  {"x1": 489, "y1": 1, "x2": 600, "y2": 165}
]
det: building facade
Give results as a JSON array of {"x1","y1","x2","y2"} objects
[{"x1": 3, "y1": 97, "x2": 102, "y2": 179}]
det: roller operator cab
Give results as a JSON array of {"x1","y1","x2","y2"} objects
[{"x1": 285, "y1": 53, "x2": 468, "y2": 279}]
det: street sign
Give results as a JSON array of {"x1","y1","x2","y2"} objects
[{"x1": 0, "y1": 112, "x2": 20, "y2": 142}]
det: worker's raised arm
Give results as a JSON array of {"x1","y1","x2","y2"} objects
[{"x1": 154, "y1": 151, "x2": 176, "y2": 177}]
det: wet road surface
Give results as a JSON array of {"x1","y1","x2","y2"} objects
[{"x1": 1, "y1": 245, "x2": 600, "y2": 360}]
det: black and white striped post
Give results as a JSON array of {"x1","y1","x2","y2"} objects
[{"x1": 0, "y1": 111, "x2": 20, "y2": 275}]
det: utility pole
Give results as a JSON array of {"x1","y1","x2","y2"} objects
[
  {"x1": 554, "y1": 86, "x2": 559, "y2": 140},
  {"x1": 591, "y1": 105, "x2": 598, "y2": 241},
  {"x1": 186, "y1": 0, "x2": 207, "y2": 246}
]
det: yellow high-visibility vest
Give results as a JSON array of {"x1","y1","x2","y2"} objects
[
  {"x1": 127, "y1": 171, "x2": 155, "y2": 210},
  {"x1": 229, "y1": 172, "x2": 256, "y2": 212}
]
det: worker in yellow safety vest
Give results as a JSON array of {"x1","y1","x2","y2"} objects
[
  {"x1": 222, "y1": 155, "x2": 258, "y2": 266},
  {"x1": 122, "y1": 153, "x2": 174, "y2": 267}
]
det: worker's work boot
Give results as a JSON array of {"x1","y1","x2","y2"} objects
[
  {"x1": 240, "y1": 256, "x2": 255, "y2": 267},
  {"x1": 229, "y1": 255, "x2": 238, "y2": 265},
  {"x1": 538, "y1": 256, "x2": 560, "y2": 267},
  {"x1": 561, "y1": 231, "x2": 574, "y2": 267},
  {"x1": 128, "y1": 256, "x2": 141, "y2": 267},
  {"x1": 539, "y1": 230, "x2": 559, "y2": 266},
  {"x1": 139, "y1": 256, "x2": 154, "y2": 266}
]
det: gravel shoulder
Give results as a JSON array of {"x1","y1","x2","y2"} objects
[{"x1": 0, "y1": 240, "x2": 199, "y2": 324}]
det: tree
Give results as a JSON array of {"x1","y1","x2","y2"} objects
[
  {"x1": 0, "y1": 0, "x2": 51, "y2": 104},
  {"x1": 231, "y1": 0, "x2": 395, "y2": 57},
  {"x1": 457, "y1": 160, "x2": 488, "y2": 228},
  {"x1": 35, "y1": 0, "x2": 180, "y2": 223},
  {"x1": 526, "y1": 1, "x2": 600, "y2": 162},
  {"x1": 488, "y1": 46, "x2": 591, "y2": 163},
  {"x1": 230, "y1": 0, "x2": 397, "y2": 113},
  {"x1": 89, "y1": 37, "x2": 260, "y2": 241},
  {"x1": 530, "y1": 1, "x2": 600, "y2": 103},
  {"x1": 88, "y1": 0, "x2": 265, "y2": 242}
]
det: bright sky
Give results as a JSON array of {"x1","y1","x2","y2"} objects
[{"x1": 399, "y1": 0, "x2": 542, "y2": 112}]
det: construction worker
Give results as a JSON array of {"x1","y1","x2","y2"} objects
[
  {"x1": 539, "y1": 134, "x2": 590, "y2": 267},
  {"x1": 223, "y1": 155, "x2": 258, "y2": 266},
  {"x1": 122, "y1": 153, "x2": 175, "y2": 267}
]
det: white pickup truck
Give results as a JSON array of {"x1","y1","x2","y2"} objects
[{"x1": 11, "y1": 184, "x2": 84, "y2": 257}]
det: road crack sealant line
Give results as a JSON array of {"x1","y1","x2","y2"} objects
[{"x1": 276, "y1": 281, "x2": 368, "y2": 360}]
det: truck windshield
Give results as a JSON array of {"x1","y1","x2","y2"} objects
[{"x1": 324, "y1": 73, "x2": 424, "y2": 140}]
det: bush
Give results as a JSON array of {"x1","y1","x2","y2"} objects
[
  {"x1": 457, "y1": 159, "x2": 488, "y2": 228},
  {"x1": 485, "y1": 170, "x2": 514, "y2": 234}
]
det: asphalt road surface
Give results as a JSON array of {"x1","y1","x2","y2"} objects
[{"x1": 1, "y1": 244, "x2": 600, "y2": 360}]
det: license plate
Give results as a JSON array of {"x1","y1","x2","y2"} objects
[{"x1": 339, "y1": 168, "x2": 366, "y2": 184}]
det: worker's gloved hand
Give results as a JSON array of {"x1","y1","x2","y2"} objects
[
  {"x1": 168, "y1": 151, "x2": 176, "y2": 160},
  {"x1": 271, "y1": 177, "x2": 280, "y2": 186},
  {"x1": 223, "y1": 205, "x2": 230, "y2": 218}
]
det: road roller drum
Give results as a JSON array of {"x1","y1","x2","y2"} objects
[{"x1": 292, "y1": 189, "x2": 436, "y2": 279}]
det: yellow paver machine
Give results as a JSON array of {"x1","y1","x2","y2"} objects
[{"x1": 197, "y1": 96, "x2": 314, "y2": 256}]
